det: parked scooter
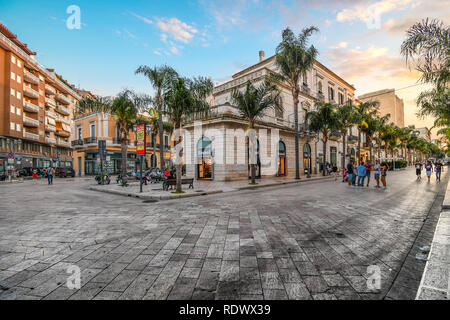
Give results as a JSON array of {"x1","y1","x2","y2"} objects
[{"x1": 95, "y1": 172, "x2": 111, "y2": 185}]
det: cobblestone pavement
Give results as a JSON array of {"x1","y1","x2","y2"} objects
[{"x1": 0, "y1": 168, "x2": 447, "y2": 300}]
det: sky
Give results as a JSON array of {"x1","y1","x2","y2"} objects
[{"x1": 1, "y1": 0, "x2": 449, "y2": 135}]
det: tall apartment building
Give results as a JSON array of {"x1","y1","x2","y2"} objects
[
  {"x1": 0, "y1": 23, "x2": 81, "y2": 175},
  {"x1": 359, "y1": 89, "x2": 405, "y2": 128}
]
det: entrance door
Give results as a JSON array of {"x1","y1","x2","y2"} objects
[
  {"x1": 197, "y1": 137, "x2": 213, "y2": 180},
  {"x1": 303, "y1": 143, "x2": 312, "y2": 174},
  {"x1": 78, "y1": 157, "x2": 82, "y2": 176},
  {"x1": 278, "y1": 141, "x2": 287, "y2": 176}
]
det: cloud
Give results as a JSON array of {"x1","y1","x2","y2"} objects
[
  {"x1": 130, "y1": 12, "x2": 153, "y2": 25},
  {"x1": 154, "y1": 17, "x2": 198, "y2": 43},
  {"x1": 123, "y1": 29, "x2": 136, "y2": 39}
]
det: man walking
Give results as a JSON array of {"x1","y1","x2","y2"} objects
[
  {"x1": 47, "y1": 166, "x2": 54, "y2": 185},
  {"x1": 435, "y1": 160, "x2": 442, "y2": 182},
  {"x1": 332, "y1": 163, "x2": 338, "y2": 181},
  {"x1": 425, "y1": 160, "x2": 433, "y2": 183},
  {"x1": 357, "y1": 162, "x2": 366, "y2": 187},
  {"x1": 415, "y1": 160, "x2": 423, "y2": 180},
  {"x1": 364, "y1": 161, "x2": 372, "y2": 187},
  {"x1": 373, "y1": 160, "x2": 381, "y2": 188}
]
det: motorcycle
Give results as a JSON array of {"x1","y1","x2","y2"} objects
[{"x1": 95, "y1": 173, "x2": 111, "y2": 185}]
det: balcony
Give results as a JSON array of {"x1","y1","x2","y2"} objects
[
  {"x1": 56, "y1": 93, "x2": 70, "y2": 105},
  {"x1": 71, "y1": 139, "x2": 84, "y2": 147},
  {"x1": 316, "y1": 92, "x2": 325, "y2": 101},
  {"x1": 23, "y1": 71, "x2": 39, "y2": 85},
  {"x1": 330, "y1": 131, "x2": 341, "y2": 141},
  {"x1": 45, "y1": 110, "x2": 57, "y2": 119},
  {"x1": 55, "y1": 105, "x2": 70, "y2": 116},
  {"x1": 45, "y1": 124, "x2": 56, "y2": 132},
  {"x1": 57, "y1": 117, "x2": 72, "y2": 125},
  {"x1": 23, "y1": 100, "x2": 40, "y2": 113},
  {"x1": 23, "y1": 115, "x2": 40, "y2": 127},
  {"x1": 45, "y1": 98, "x2": 56, "y2": 108},
  {"x1": 23, "y1": 131, "x2": 40, "y2": 140},
  {"x1": 45, "y1": 137, "x2": 56, "y2": 144},
  {"x1": 347, "y1": 135, "x2": 358, "y2": 143},
  {"x1": 56, "y1": 139, "x2": 71, "y2": 148},
  {"x1": 45, "y1": 84, "x2": 56, "y2": 95},
  {"x1": 83, "y1": 137, "x2": 98, "y2": 145},
  {"x1": 23, "y1": 85, "x2": 39, "y2": 99},
  {"x1": 55, "y1": 129, "x2": 70, "y2": 138},
  {"x1": 301, "y1": 84, "x2": 311, "y2": 96}
]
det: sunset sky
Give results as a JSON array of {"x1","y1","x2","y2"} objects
[{"x1": 1, "y1": 0, "x2": 449, "y2": 135}]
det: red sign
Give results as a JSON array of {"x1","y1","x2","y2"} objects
[{"x1": 136, "y1": 124, "x2": 146, "y2": 155}]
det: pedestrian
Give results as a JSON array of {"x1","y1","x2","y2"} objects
[
  {"x1": 347, "y1": 160, "x2": 354, "y2": 187},
  {"x1": 425, "y1": 160, "x2": 433, "y2": 182},
  {"x1": 352, "y1": 162, "x2": 357, "y2": 186},
  {"x1": 373, "y1": 160, "x2": 381, "y2": 188},
  {"x1": 435, "y1": 160, "x2": 442, "y2": 182},
  {"x1": 415, "y1": 160, "x2": 423, "y2": 180},
  {"x1": 364, "y1": 161, "x2": 372, "y2": 187},
  {"x1": 32, "y1": 168, "x2": 38, "y2": 180},
  {"x1": 332, "y1": 163, "x2": 338, "y2": 181},
  {"x1": 47, "y1": 166, "x2": 54, "y2": 185},
  {"x1": 380, "y1": 162, "x2": 388, "y2": 189},
  {"x1": 357, "y1": 162, "x2": 366, "y2": 187}
]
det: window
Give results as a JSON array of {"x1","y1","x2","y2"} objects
[
  {"x1": 16, "y1": 108, "x2": 21, "y2": 116},
  {"x1": 338, "y1": 92, "x2": 344, "y2": 104},
  {"x1": 11, "y1": 72, "x2": 15, "y2": 80},
  {"x1": 77, "y1": 127, "x2": 82, "y2": 140},
  {"x1": 11, "y1": 56, "x2": 16, "y2": 64},
  {"x1": 11, "y1": 88, "x2": 15, "y2": 96},
  {"x1": 17, "y1": 75, "x2": 21, "y2": 84},
  {"x1": 164, "y1": 135, "x2": 169, "y2": 147},
  {"x1": 328, "y1": 87, "x2": 335, "y2": 102},
  {"x1": 303, "y1": 74, "x2": 308, "y2": 86},
  {"x1": 90, "y1": 123, "x2": 96, "y2": 138},
  {"x1": 10, "y1": 105, "x2": 15, "y2": 113},
  {"x1": 318, "y1": 82, "x2": 323, "y2": 93},
  {"x1": 39, "y1": 75, "x2": 44, "y2": 81},
  {"x1": 10, "y1": 122, "x2": 15, "y2": 130},
  {"x1": 16, "y1": 124, "x2": 21, "y2": 131},
  {"x1": 16, "y1": 91, "x2": 21, "y2": 99},
  {"x1": 17, "y1": 60, "x2": 22, "y2": 68}
]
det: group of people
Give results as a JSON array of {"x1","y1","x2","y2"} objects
[
  {"x1": 343, "y1": 160, "x2": 388, "y2": 189},
  {"x1": 415, "y1": 159, "x2": 444, "y2": 182}
]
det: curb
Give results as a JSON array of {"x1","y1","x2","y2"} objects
[
  {"x1": 237, "y1": 176, "x2": 334, "y2": 191},
  {"x1": 88, "y1": 186, "x2": 223, "y2": 201}
]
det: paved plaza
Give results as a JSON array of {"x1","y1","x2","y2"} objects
[{"x1": 0, "y1": 168, "x2": 448, "y2": 300}]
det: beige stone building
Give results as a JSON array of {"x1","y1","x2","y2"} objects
[
  {"x1": 359, "y1": 89, "x2": 405, "y2": 128},
  {"x1": 182, "y1": 51, "x2": 357, "y2": 182}
]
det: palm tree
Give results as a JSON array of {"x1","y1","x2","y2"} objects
[
  {"x1": 361, "y1": 112, "x2": 379, "y2": 164},
  {"x1": 336, "y1": 101, "x2": 356, "y2": 170},
  {"x1": 307, "y1": 102, "x2": 339, "y2": 176},
  {"x1": 75, "y1": 90, "x2": 148, "y2": 185},
  {"x1": 164, "y1": 76, "x2": 213, "y2": 193},
  {"x1": 231, "y1": 81, "x2": 283, "y2": 184},
  {"x1": 271, "y1": 26, "x2": 319, "y2": 179},
  {"x1": 146, "y1": 107, "x2": 173, "y2": 168},
  {"x1": 374, "y1": 114, "x2": 390, "y2": 161},
  {"x1": 354, "y1": 101, "x2": 379, "y2": 163},
  {"x1": 135, "y1": 65, "x2": 178, "y2": 172}
]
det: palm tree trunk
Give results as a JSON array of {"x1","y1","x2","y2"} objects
[
  {"x1": 357, "y1": 129, "x2": 361, "y2": 164},
  {"x1": 342, "y1": 132, "x2": 347, "y2": 171},
  {"x1": 293, "y1": 91, "x2": 300, "y2": 180},
  {"x1": 157, "y1": 89, "x2": 165, "y2": 172},
  {"x1": 121, "y1": 141, "x2": 128, "y2": 185},
  {"x1": 249, "y1": 124, "x2": 257, "y2": 184},
  {"x1": 322, "y1": 138, "x2": 327, "y2": 176},
  {"x1": 152, "y1": 130, "x2": 157, "y2": 168},
  {"x1": 176, "y1": 122, "x2": 183, "y2": 193}
]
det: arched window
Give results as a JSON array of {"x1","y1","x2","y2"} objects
[
  {"x1": 197, "y1": 137, "x2": 213, "y2": 180},
  {"x1": 278, "y1": 141, "x2": 287, "y2": 176},
  {"x1": 318, "y1": 82, "x2": 323, "y2": 94},
  {"x1": 279, "y1": 141, "x2": 286, "y2": 157}
]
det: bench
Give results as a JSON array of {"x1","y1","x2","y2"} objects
[
  {"x1": 150, "y1": 176, "x2": 162, "y2": 184},
  {"x1": 163, "y1": 178, "x2": 194, "y2": 191}
]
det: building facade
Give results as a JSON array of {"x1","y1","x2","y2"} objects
[
  {"x1": 72, "y1": 112, "x2": 174, "y2": 176},
  {"x1": 0, "y1": 23, "x2": 80, "y2": 176},
  {"x1": 183, "y1": 51, "x2": 357, "y2": 181},
  {"x1": 359, "y1": 89, "x2": 405, "y2": 128}
]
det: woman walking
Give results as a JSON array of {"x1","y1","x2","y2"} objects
[
  {"x1": 380, "y1": 162, "x2": 388, "y2": 190},
  {"x1": 373, "y1": 160, "x2": 381, "y2": 188}
]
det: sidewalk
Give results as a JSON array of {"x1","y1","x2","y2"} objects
[
  {"x1": 416, "y1": 178, "x2": 450, "y2": 300},
  {"x1": 88, "y1": 173, "x2": 334, "y2": 201}
]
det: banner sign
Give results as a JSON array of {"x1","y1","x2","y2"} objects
[{"x1": 136, "y1": 124, "x2": 146, "y2": 155}]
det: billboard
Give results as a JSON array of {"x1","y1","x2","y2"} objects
[{"x1": 136, "y1": 124, "x2": 146, "y2": 155}]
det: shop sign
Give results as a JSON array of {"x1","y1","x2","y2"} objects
[{"x1": 136, "y1": 124, "x2": 146, "y2": 155}]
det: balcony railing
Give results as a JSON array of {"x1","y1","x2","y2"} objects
[
  {"x1": 45, "y1": 124, "x2": 56, "y2": 132},
  {"x1": 23, "y1": 115, "x2": 40, "y2": 127},
  {"x1": 301, "y1": 84, "x2": 311, "y2": 96},
  {"x1": 45, "y1": 84, "x2": 56, "y2": 95},
  {"x1": 23, "y1": 131, "x2": 40, "y2": 140},
  {"x1": 45, "y1": 137, "x2": 56, "y2": 144},
  {"x1": 45, "y1": 98, "x2": 56, "y2": 108},
  {"x1": 316, "y1": 92, "x2": 325, "y2": 101},
  {"x1": 24, "y1": 71, "x2": 39, "y2": 85},
  {"x1": 45, "y1": 110, "x2": 57, "y2": 119},
  {"x1": 23, "y1": 100, "x2": 40, "y2": 113},
  {"x1": 348, "y1": 135, "x2": 358, "y2": 142},
  {"x1": 83, "y1": 137, "x2": 98, "y2": 145},
  {"x1": 55, "y1": 105, "x2": 70, "y2": 116},
  {"x1": 71, "y1": 139, "x2": 84, "y2": 147},
  {"x1": 23, "y1": 85, "x2": 39, "y2": 99},
  {"x1": 55, "y1": 130, "x2": 70, "y2": 138},
  {"x1": 56, "y1": 93, "x2": 70, "y2": 105},
  {"x1": 56, "y1": 139, "x2": 71, "y2": 147},
  {"x1": 330, "y1": 131, "x2": 341, "y2": 141}
]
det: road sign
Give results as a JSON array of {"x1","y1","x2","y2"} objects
[
  {"x1": 98, "y1": 140, "x2": 106, "y2": 152},
  {"x1": 7, "y1": 153, "x2": 14, "y2": 160},
  {"x1": 16, "y1": 157, "x2": 22, "y2": 162},
  {"x1": 106, "y1": 156, "x2": 111, "y2": 162}
]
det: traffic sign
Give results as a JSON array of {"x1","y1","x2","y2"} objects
[{"x1": 7, "y1": 153, "x2": 14, "y2": 160}]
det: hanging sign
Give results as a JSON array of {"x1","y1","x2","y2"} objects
[{"x1": 136, "y1": 124, "x2": 146, "y2": 155}]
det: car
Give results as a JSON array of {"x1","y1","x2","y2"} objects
[
  {"x1": 0, "y1": 174, "x2": 6, "y2": 181},
  {"x1": 56, "y1": 167, "x2": 76, "y2": 178}
]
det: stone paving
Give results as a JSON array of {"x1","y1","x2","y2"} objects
[{"x1": 0, "y1": 168, "x2": 448, "y2": 300}]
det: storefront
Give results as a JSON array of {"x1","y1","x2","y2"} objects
[
  {"x1": 197, "y1": 137, "x2": 213, "y2": 180},
  {"x1": 84, "y1": 151, "x2": 137, "y2": 175},
  {"x1": 303, "y1": 143, "x2": 312, "y2": 174}
]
